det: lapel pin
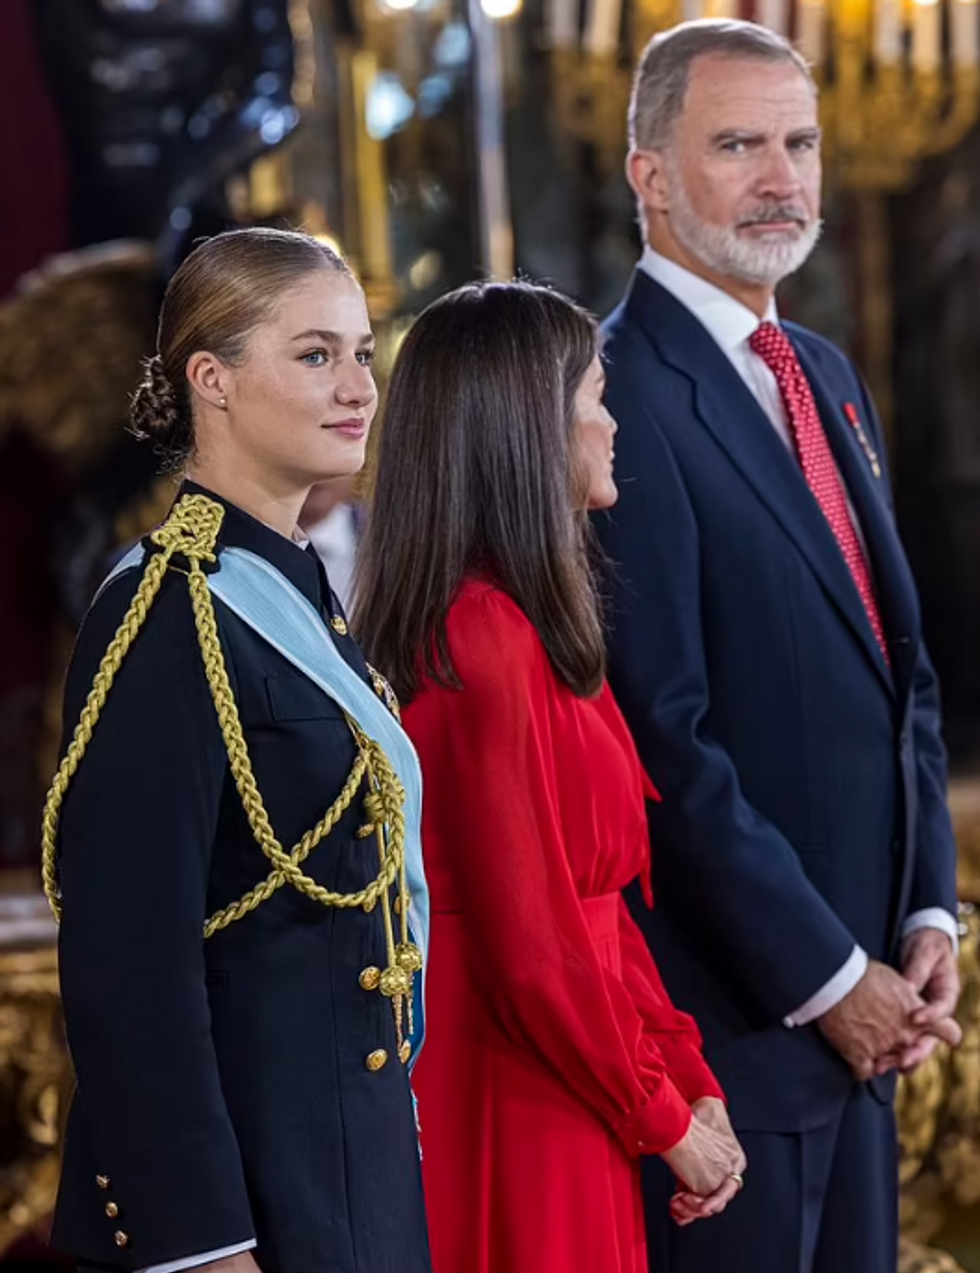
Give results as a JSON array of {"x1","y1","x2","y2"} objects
[{"x1": 843, "y1": 402, "x2": 881, "y2": 479}]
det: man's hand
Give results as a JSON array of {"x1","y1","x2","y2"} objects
[
  {"x1": 817, "y1": 959, "x2": 926, "y2": 1080},
  {"x1": 873, "y1": 929, "x2": 962, "y2": 1075}
]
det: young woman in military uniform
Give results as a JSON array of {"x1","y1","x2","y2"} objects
[{"x1": 40, "y1": 228, "x2": 430, "y2": 1273}]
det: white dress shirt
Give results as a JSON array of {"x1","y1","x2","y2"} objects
[
  {"x1": 142, "y1": 1239, "x2": 256, "y2": 1273},
  {"x1": 302, "y1": 501, "x2": 359, "y2": 612},
  {"x1": 637, "y1": 247, "x2": 958, "y2": 1027}
]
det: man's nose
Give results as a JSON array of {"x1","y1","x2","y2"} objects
[{"x1": 757, "y1": 145, "x2": 802, "y2": 198}]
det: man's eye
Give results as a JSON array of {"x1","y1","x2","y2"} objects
[
  {"x1": 721, "y1": 140, "x2": 746, "y2": 154},
  {"x1": 301, "y1": 350, "x2": 328, "y2": 366}
]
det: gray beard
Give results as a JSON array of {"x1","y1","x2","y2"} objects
[{"x1": 667, "y1": 171, "x2": 823, "y2": 288}]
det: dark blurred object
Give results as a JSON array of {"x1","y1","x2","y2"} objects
[
  {"x1": 0, "y1": 0, "x2": 305, "y2": 871},
  {"x1": 0, "y1": 1230, "x2": 74, "y2": 1273},
  {"x1": 0, "y1": 0, "x2": 69, "y2": 298},
  {"x1": 0, "y1": 438, "x2": 67, "y2": 870},
  {"x1": 31, "y1": 0, "x2": 299, "y2": 270},
  {"x1": 0, "y1": 241, "x2": 161, "y2": 619},
  {"x1": 891, "y1": 151, "x2": 980, "y2": 768},
  {"x1": 0, "y1": 243, "x2": 160, "y2": 868}
]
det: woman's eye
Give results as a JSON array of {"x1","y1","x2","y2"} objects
[
  {"x1": 357, "y1": 349, "x2": 377, "y2": 366},
  {"x1": 301, "y1": 350, "x2": 329, "y2": 366}
]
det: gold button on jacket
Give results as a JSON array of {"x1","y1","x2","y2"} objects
[
  {"x1": 114, "y1": 1231, "x2": 130, "y2": 1248},
  {"x1": 365, "y1": 1048, "x2": 388, "y2": 1072}
]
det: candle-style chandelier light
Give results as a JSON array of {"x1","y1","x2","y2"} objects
[{"x1": 546, "y1": 0, "x2": 980, "y2": 188}]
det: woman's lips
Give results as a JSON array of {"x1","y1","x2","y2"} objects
[{"x1": 322, "y1": 418, "x2": 366, "y2": 439}]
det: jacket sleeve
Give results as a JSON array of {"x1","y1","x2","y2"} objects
[
  {"x1": 413, "y1": 589, "x2": 694, "y2": 1157},
  {"x1": 616, "y1": 898, "x2": 724, "y2": 1106},
  {"x1": 56, "y1": 567, "x2": 255, "y2": 1269},
  {"x1": 595, "y1": 385, "x2": 857, "y2": 1025},
  {"x1": 908, "y1": 642, "x2": 958, "y2": 918}
]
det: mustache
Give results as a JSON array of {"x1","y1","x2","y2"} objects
[{"x1": 736, "y1": 204, "x2": 809, "y2": 228}]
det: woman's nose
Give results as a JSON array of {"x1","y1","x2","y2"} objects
[{"x1": 337, "y1": 361, "x2": 377, "y2": 407}]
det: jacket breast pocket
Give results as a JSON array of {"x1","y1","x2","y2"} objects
[{"x1": 263, "y1": 671, "x2": 347, "y2": 725}]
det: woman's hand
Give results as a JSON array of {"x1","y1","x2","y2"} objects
[{"x1": 661, "y1": 1097, "x2": 746, "y2": 1226}]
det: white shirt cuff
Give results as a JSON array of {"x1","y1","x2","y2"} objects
[
  {"x1": 784, "y1": 945, "x2": 868, "y2": 1027},
  {"x1": 902, "y1": 907, "x2": 960, "y2": 954},
  {"x1": 140, "y1": 1238, "x2": 256, "y2": 1273}
]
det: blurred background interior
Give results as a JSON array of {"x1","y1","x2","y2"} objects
[{"x1": 3, "y1": 0, "x2": 980, "y2": 1269}]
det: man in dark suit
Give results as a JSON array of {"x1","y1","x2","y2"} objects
[{"x1": 597, "y1": 19, "x2": 962, "y2": 1273}]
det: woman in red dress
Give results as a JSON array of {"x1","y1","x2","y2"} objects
[{"x1": 355, "y1": 281, "x2": 746, "y2": 1273}]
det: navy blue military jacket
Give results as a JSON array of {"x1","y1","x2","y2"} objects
[
  {"x1": 51, "y1": 482, "x2": 431, "y2": 1273},
  {"x1": 597, "y1": 272, "x2": 958, "y2": 1132}
]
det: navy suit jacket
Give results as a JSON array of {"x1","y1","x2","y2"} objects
[{"x1": 597, "y1": 270, "x2": 957, "y2": 1132}]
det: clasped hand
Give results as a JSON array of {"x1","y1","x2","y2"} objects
[
  {"x1": 818, "y1": 930, "x2": 962, "y2": 1081},
  {"x1": 662, "y1": 1097, "x2": 746, "y2": 1227}
]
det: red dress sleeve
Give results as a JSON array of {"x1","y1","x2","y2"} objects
[
  {"x1": 409, "y1": 588, "x2": 693, "y2": 1157},
  {"x1": 616, "y1": 897, "x2": 725, "y2": 1106}
]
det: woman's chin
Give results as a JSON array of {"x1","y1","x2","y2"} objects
[
  {"x1": 310, "y1": 452, "x2": 367, "y2": 484},
  {"x1": 587, "y1": 482, "x2": 619, "y2": 513}
]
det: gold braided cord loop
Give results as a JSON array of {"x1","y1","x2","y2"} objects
[
  {"x1": 40, "y1": 494, "x2": 410, "y2": 948},
  {"x1": 40, "y1": 496, "x2": 223, "y2": 922}
]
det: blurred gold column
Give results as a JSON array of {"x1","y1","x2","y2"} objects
[{"x1": 340, "y1": 47, "x2": 400, "y2": 316}]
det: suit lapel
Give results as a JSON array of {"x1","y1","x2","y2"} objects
[
  {"x1": 625, "y1": 272, "x2": 895, "y2": 697},
  {"x1": 792, "y1": 335, "x2": 920, "y2": 703}
]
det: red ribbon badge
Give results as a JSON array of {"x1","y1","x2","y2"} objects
[{"x1": 843, "y1": 402, "x2": 881, "y2": 479}]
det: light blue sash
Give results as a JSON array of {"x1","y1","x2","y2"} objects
[{"x1": 103, "y1": 543, "x2": 428, "y2": 1053}]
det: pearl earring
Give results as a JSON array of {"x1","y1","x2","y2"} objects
[{"x1": 219, "y1": 397, "x2": 227, "y2": 409}]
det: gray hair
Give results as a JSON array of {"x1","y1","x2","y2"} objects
[{"x1": 628, "y1": 19, "x2": 815, "y2": 151}]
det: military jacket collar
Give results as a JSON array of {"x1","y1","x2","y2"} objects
[{"x1": 179, "y1": 479, "x2": 328, "y2": 613}]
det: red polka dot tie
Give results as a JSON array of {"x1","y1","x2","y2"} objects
[{"x1": 749, "y1": 321, "x2": 889, "y2": 663}]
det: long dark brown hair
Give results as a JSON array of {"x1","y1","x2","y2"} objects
[{"x1": 353, "y1": 279, "x2": 605, "y2": 703}]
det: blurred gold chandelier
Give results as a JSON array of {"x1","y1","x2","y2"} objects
[{"x1": 547, "y1": 0, "x2": 980, "y2": 187}]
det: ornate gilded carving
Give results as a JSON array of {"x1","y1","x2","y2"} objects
[
  {"x1": 899, "y1": 1238, "x2": 970, "y2": 1273},
  {"x1": 0, "y1": 894, "x2": 66, "y2": 1257},
  {"x1": 0, "y1": 242, "x2": 158, "y2": 470},
  {"x1": 898, "y1": 905, "x2": 980, "y2": 1242}
]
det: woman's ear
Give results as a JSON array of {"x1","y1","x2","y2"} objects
[{"x1": 186, "y1": 350, "x2": 230, "y2": 412}]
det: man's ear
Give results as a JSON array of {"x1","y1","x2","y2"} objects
[{"x1": 626, "y1": 147, "x2": 671, "y2": 214}]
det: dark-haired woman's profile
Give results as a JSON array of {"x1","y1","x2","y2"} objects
[
  {"x1": 41, "y1": 228, "x2": 431, "y2": 1273},
  {"x1": 354, "y1": 280, "x2": 746, "y2": 1273}
]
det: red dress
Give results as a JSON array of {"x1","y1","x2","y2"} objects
[{"x1": 405, "y1": 581, "x2": 723, "y2": 1273}]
